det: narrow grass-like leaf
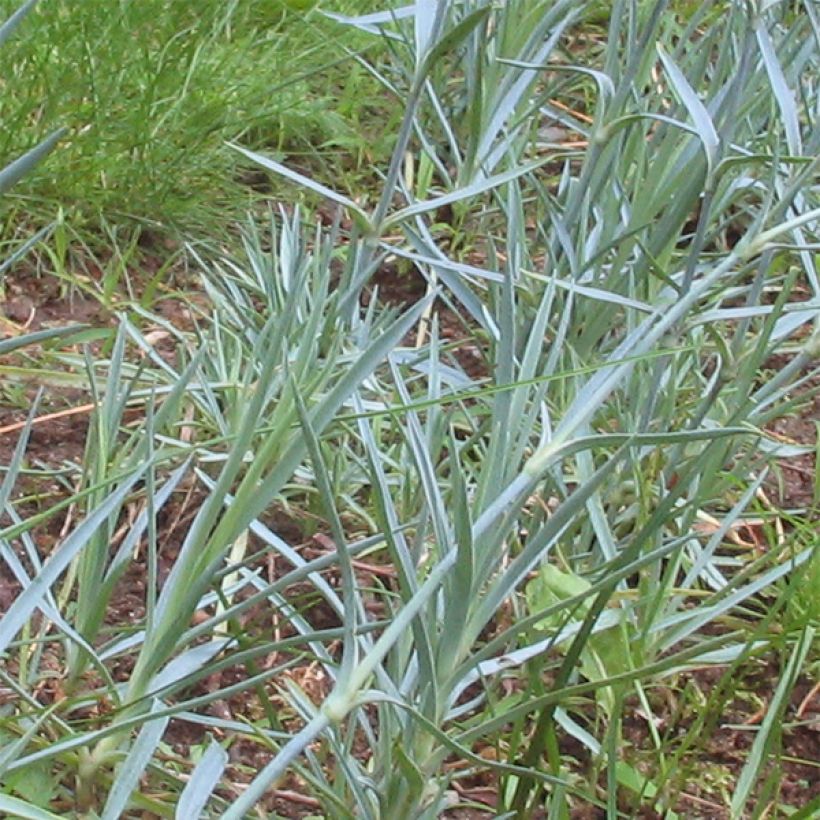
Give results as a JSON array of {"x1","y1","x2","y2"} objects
[
  {"x1": 755, "y1": 21, "x2": 802, "y2": 155},
  {"x1": 657, "y1": 45, "x2": 719, "y2": 172},
  {"x1": 419, "y1": 6, "x2": 491, "y2": 80},
  {"x1": 222, "y1": 712, "x2": 331, "y2": 820},
  {"x1": 0, "y1": 703, "x2": 59, "y2": 777},
  {"x1": 383, "y1": 158, "x2": 546, "y2": 229},
  {"x1": 0, "y1": 323, "x2": 87, "y2": 356},
  {"x1": 293, "y1": 384, "x2": 359, "y2": 679},
  {"x1": 0, "y1": 129, "x2": 66, "y2": 195},
  {"x1": 175, "y1": 738, "x2": 228, "y2": 820},
  {"x1": 790, "y1": 795, "x2": 820, "y2": 820},
  {"x1": 0, "y1": 796, "x2": 64, "y2": 820},
  {"x1": 0, "y1": 392, "x2": 41, "y2": 513},
  {"x1": 730, "y1": 627, "x2": 815, "y2": 819},
  {"x1": 0, "y1": 0, "x2": 37, "y2": 47},
  {"x1": 216, "y1": 294, "x2": 433, "y2": 535},
  {"x1": 149, "y1": 639, "x2": 233, "y2": 694},
  {"x1": 101, "y1": 702, "x2": 170, "y2": 820},
  {"x1": 0, "y1": 223, "x2": 54, "y2": 278},
  {"x1": 2, "y1": 1, "x2": 816, "y2": 814},
  {"x1": 413, "y1": 0, "x2": 438, "y2": 59},
  {"x1": 655, "y1": 548, "x2": 814, "y2": 649},
  {"x1": 324, "y1": 5, "x2": 416, "y2": 36},
  {"x1": 0, "y1": 469, "x2": 145, "y2": 655},
  {"x1": 229, "y1": 144, "x2": 371, "y2": 230}
]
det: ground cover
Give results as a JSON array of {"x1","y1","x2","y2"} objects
[
  {"x1": 0, "y1": 0, "x2": 818, "y2": 818},
  {"x1": 0, "y1": 0, "x2": 386, "y2": 240}
]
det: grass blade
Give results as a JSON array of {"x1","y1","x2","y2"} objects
[
  {"x1": 0, "y1": 796, "x2": 64, "y2": 820},
  {"x1": 657, "y1": 44, "x2": 719, "y2": 172},
  {"x1": 730, "y1": 627, "x2": 815, "y2": 819},
  {"x1": 101, "y1": 702, "x2": 170, "y2": 820},
  {"x1": 175, "y1": 738, "x2": 228, "y2": 820},
  {"x1": 0, "y1": 129, "x2": 66, "y2": 195},
  {"x1": 0, "y1": 0, "x2": 37, "y2": 48},
  {"x1": 0, "y1": 469, "x2": 146, "y2": 655}
]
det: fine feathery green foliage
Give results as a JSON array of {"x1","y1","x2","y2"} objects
[
  {"x1": 0, "y1": 0, "x2": 818, "y2": 817},
  {"x1": 0, "y1": 0, "x2": 380, "y2": 235}
]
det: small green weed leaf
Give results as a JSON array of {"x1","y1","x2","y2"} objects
[
  {"x1": 615, "y1": 760, "x2": 657, "y2": 798},
  {"x1": 525, "y1": 564, "x2": 592, "y2": 632},
  {"x1": 789, "y1": 549, "x2": 820, "y2": 623},
  {"x1": 0, "y1": 710, "x2": 57, "y2": 781},
  {"x1": 790, "y1": 795, "x2": 820, "y2": 820},
  {"x1": 0, "y1": 759, "x2": 57, "y2": 809}
]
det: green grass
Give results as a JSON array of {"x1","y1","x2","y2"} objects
[
  {"x1": 0, "y1": 0, "x2": 383, "y2": 237},
  {"x1": 0, "y1": 0, "x2": 818, "y2": 817}
]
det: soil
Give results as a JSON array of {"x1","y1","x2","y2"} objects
[{"x1": 1, "y1": 245, "x2": 818, "y2": 818}]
